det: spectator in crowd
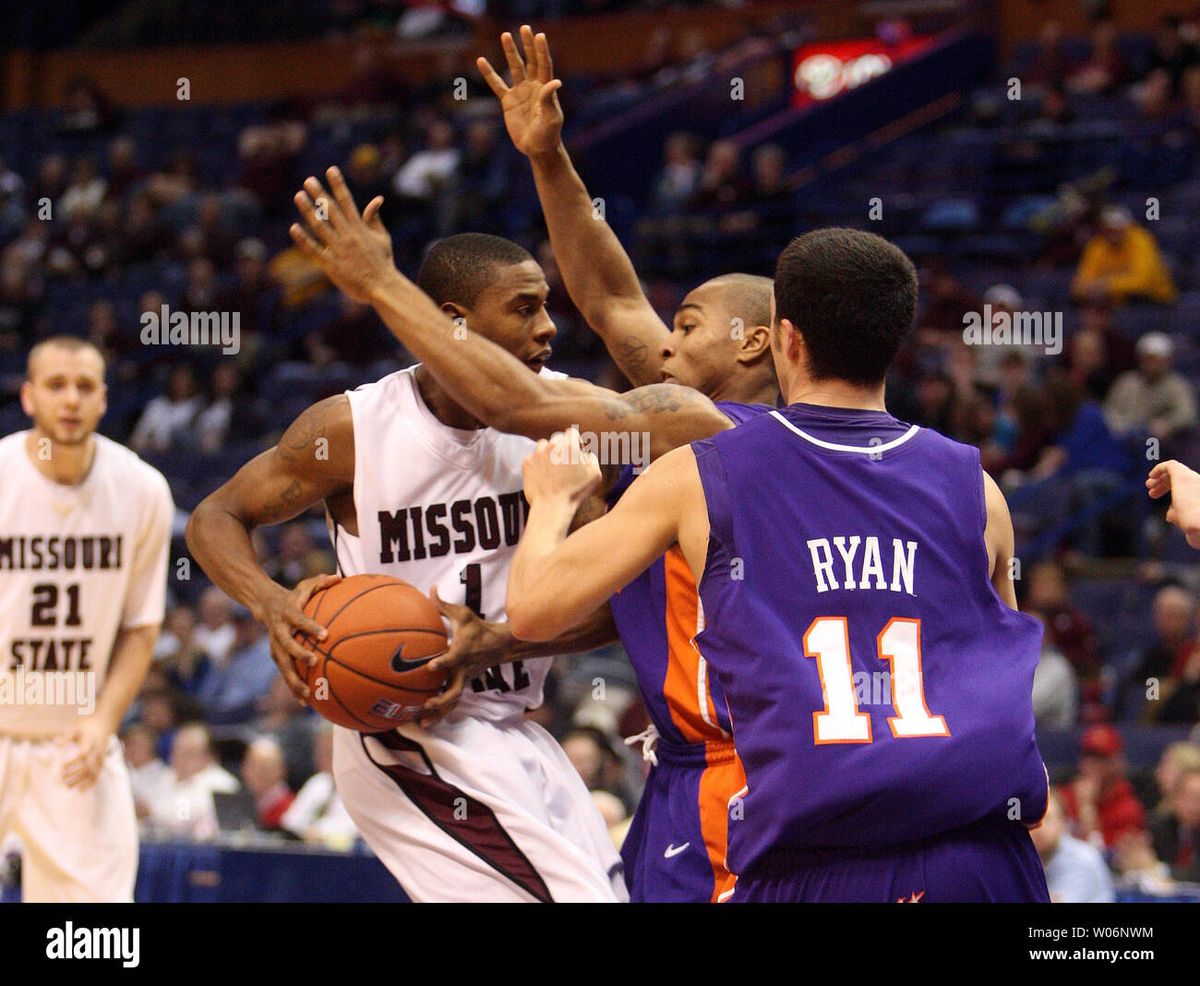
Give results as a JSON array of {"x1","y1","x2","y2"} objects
[
  {"x1": 138, "y1": 688, "x2": 182, "y2": 762},
  {"x1": 255, "y1": 676, "x2": 317, "y2": 791},
  {"x1": 1071, "y1": 206, "x2": 1177, "y2": 305},
  {"x1": 195, "y1": 363, "x2": 261, "y2": 453},
  {"x1": 130, "y1": 364, "x2": 204, "y2": 453},
  {"x1": 651, "y1": 132, "x2": 702, "y2": 214},
  {"x1": 688, "y1": 140, "x2": 751, "y2": 212},
  {"x1": 146, "y1": 723, "x2": 239, "y2": 841},
  {"x1": 241, "y1": 736, "x2": 295, "y2": 832},
  {"x1": 1146, "y1": 15, "x2": 1200, "y2": 98},
  {"x1": 263, "y1": 522, "x2": 335, "y2": 587},
  {"x1": 1104, "y1": 332, "x2": 1197, "y2": 445},
  {"x1": 122, "y1": 723, "x2": 172, "y2": 821},
  {"x1": 1119, "y1": 766, "x2": 1200, "y2": 886},
  {"x1": 1068, "y1": 19, "x2": 1126, "y2": 96},
  {"x1": 1120, "y1": 586, "x2": 1196, "y2": 720},
  {"x1": 195, "y1": 605, "x2": 278, "y2": 725},
  {"x1": 216, "y1": 237, "x2": 274, "y2": 344},
  {"x1": 193, "y1": 587, "x2": 236, "y2": 667},
  {"x1": 105, "y1": 135, "x2": 143, "y2": 202},
  {"x1": 1031, "y1": 622, "x2": 1079, "y2": 730},
  {"x1": 1025, "y1": 560, "x2": 1101, "y2": 682},
  {"x1": 268, "y1": 237, "x2": 330, "y2": 311},
  {"x1": 562, "y1": 725, "x2": 635, "y2": 816},
  {"x1": 1156, "y1": 642, "x2": 1200, "y2": 724},
  {"x1": 238, "y1": 119, "x2": 306, "y2": 217},
  {"x1": 60, "y1": 156, "x2": 107, "y2": 222},
  {"x1": 1027, "y1": 20, "x2": 1077, "y2": 90},
  {"x1": 281, "y1": 726, "x2": 359, "y2": 847},
  {"x1": 440, "y1": 118, "x2": 511, "y2": 236},
  {"x1": 1153, "y1": 742, "x2": 1200, "y2": 814},
  {"x1": 1031, "y1": 373, "x2": 1135, "y2": 557},
  {"x1": 393, "y1": 118, "x2": 460, "y2": 205},
  {"x1": 1031, "y1": 788, "x2": 1116, "y2": 902},
  {"x1": 1157, "y1": 761, "x2": 1200, "y2": 880},
  {"x1": 59, "y1": 76, "x2": 117, "y2": 135},
  {"x1": 1060, "y1": 725, "x2": 1148, "y2": 849},
  {"x1": 153, "y1": 604, "x2": 212, "y2": 695}
]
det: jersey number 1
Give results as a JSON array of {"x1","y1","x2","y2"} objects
[
  {"x1": 804, "y1": 616, "x2": 949, "y2": 744},
  {"x1": 460, "y1": 563, "x2": 530, "y2": 693}
]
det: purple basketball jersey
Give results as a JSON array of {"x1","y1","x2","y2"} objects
[
  {"x1": 692, "y1": 403, "x2": 1047, "y2": 880},
  {"x1": 608, "y1": 401, "x2": 771, "y2": 745}
]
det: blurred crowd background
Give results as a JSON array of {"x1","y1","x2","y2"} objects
[{"x1": 2, "y1": 0, "x2": 1200, "y2": 902}]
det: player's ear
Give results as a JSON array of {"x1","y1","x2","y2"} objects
[
  {"x1": 779, "y1": 318, "x2": 804, "y2": 363},
  {"x1": 19, "y1": 380, "x2": 34, "y2": 417},
  {"x1": 737, "y1": 323, "x2": 771, "y2": 364}
]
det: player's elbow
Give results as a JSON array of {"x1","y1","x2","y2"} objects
[
  {"x1": 506, "y1": 599, "x2": 559, "y2": 642},
  {"x1": 184, "y1": 495, "x2": 226, "y2": 557}
]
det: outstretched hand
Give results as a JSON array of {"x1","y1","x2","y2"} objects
[
  {"x1": 1148, "y1": 459, "x2": 1200, "y2": 548},
  {"x1": 477, "y1": 25, "x2": 564, "y2": 159},
  {"x1": 290, "y1": 166, "x2": 395, "y2": 304}
]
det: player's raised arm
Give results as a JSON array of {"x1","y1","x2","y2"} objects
[
  {"x1": 185, "y1": 395, "x2": 352, "y2": 697},
  {"x1": 507, "y1": 431, "x2": 705, "y2": 640},
  {"x1": 478, "y1": 27, "x2": 669, "y2": 387},
  {"x1": 290, "y1": 168, "x2": 732, "y2": 461}
]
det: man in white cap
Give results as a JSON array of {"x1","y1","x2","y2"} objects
[
  {"x1": 1072, "y1": 205, "x2": 1177, "y2": 304},
  {"x1": 1105, "y1": 331, "x2": 1196, "y2": 443}
]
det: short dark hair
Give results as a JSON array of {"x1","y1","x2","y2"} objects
[
  {"x1": 773, "y1": 228, "x2": 917, "y2": 385},
  {"x1": 415, "y1": 233, "x2": 533, "y2": 308}
]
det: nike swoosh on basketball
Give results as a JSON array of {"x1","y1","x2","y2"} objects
[{"x1": 663, "y1": 842, "x2": 690, "y2": 858}]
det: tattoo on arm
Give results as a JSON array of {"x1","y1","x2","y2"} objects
[
  {"x1": 260, "y1": 480, "x2": 305, "y2": 523},
  {"x1": 619, "y1": 337, "x2": 650, "y2": 372},
  {"x1": 278, "y1": 396, "x2": 337, "y2": 464},
  {"x1": 601, "y1": 384, "x2": 696, "y2": 421}
]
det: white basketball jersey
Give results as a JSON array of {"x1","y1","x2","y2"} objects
[
  {"x1": 334, "y1": 365, "x2": 560, "y2": 723},
  {"x1": 0, "y1": 431, "x2": 174, "y2": 738}
]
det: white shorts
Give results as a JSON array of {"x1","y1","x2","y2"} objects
[
  {"x1": 333, "y1": 717, "x2": 627, "y2": 903},
  {"x1": 0, "y1": 733, "x2": 138, "y2": 902}
]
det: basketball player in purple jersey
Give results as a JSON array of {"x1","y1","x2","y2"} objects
[{"x1": 507, "y1": 228, "x2": 1051, "y2": 903}]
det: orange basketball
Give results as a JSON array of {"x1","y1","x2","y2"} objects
[{"x1": 293, "y1": 574, "x2": 449, "y2": 731}]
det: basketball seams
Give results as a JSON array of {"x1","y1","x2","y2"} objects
[{"x1": 313, "y1": 579, "x2": 444, "y2": 637}]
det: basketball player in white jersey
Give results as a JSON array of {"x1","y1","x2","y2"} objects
[
  {"x1": 187, "y1": 234, "x2": 627, "y2": 902},
  {"x1": 0, "y1": 337, "x2": 174, "y2": 902}
]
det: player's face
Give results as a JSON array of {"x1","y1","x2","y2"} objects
[
  {"x1": 20, "y1": 346, "x2": 107, "y2": 445},
  {"x1": 661, "y1": 283, "x2": 746, "y2": 394},
  {"x1": 463, "y1": 260, "x2": 557, "y2": 372}
]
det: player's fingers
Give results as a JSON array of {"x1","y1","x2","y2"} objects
[
  {"x1": 500, "y1": 31, "x2": 526, "y2": 83},
  {"x1": 535, "y1": 31, "x2": 554, "y2": 83},
  {"x1": 325, "y1": 166, "x2": 360, "y2": 220},
  {"x1": 476, "y1": 56, "x2": 509, "y2": 98},
  {"x1": 281, "y1": 623, "x2": 323, "y2": 667},
  {"x1": 303, "y1": 176, "x2": 346, "y2": 229},
  {"x1": 289, "y1": 222, "x2": 325, "y2": 260},
  {"x1": 363, "y1": 195, "x2": 386, "y2": 229},
  {"x1": 519, "y1": 24, "x2": 539, "y2": 78},
  {"x1": 539, "y1": 79, "x2": 563, "y2": 110},
  {"x1": 293, "y1": 190, "x2": 332, "y2": 245},
  {"x1": 270, "y1": 645, "x2": 312, "y2": 699}
]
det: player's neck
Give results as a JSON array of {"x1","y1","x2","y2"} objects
[
  {"x1": 785, "y1": 379, "x2": 887, "y2": 412},
  {"x1": 709, "y1": 375, "x2": 779, "y2": 407},
  {"x1": 24, "y1": 428, "x2": 97, "y2": 486},
  {"x1": 414, "y1": 365, "x2": 483, "y2": 431}
]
